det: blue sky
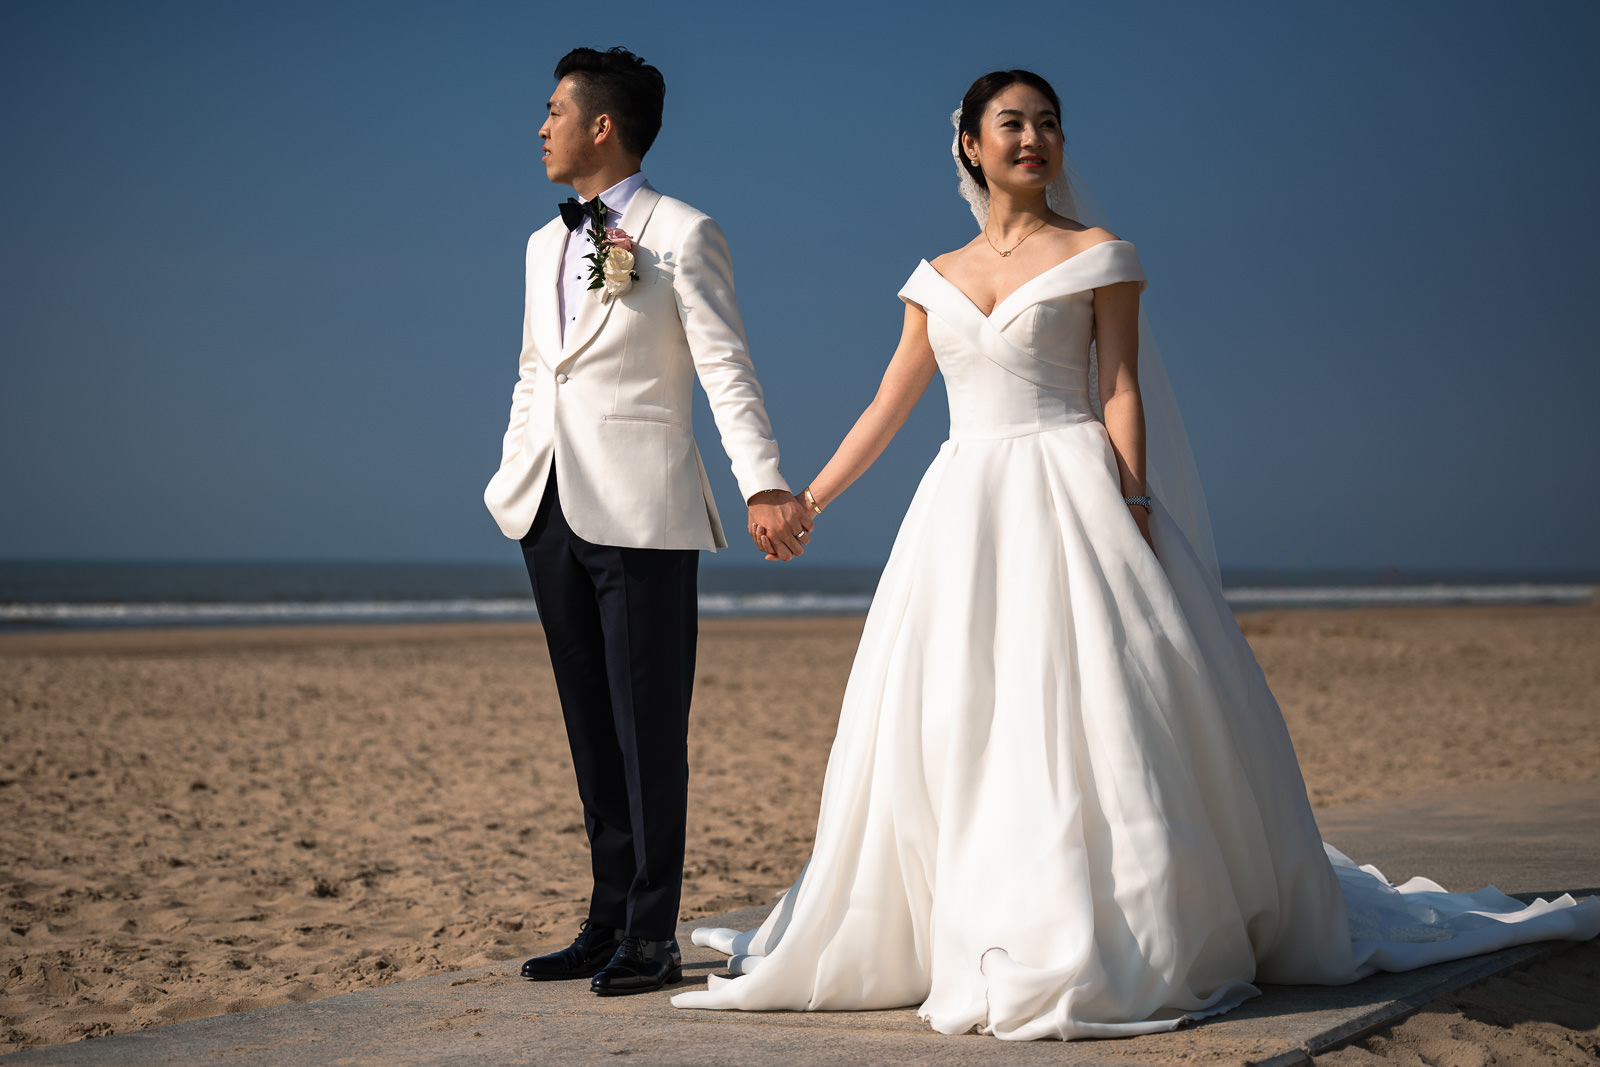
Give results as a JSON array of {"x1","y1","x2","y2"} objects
[{"x1": 2, "y1": 1, "x2": 1596, "y2": 569}]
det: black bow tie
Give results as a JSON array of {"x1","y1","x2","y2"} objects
[{"x1": 559, "y1": 196, "x2": 609, "y2": 232}]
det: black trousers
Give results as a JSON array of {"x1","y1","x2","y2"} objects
[{"x1": 519, "y1": 471, "x2": 698, "y2": 940}]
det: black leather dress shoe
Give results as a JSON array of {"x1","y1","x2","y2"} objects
[
  {"x1": 589, "y1": 937, "x2": 683, "y2": 996},
  {"x1": 520, "y1": 919, "x2": 623, "y2": 980}
]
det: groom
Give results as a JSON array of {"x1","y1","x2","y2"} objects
[{"x1": 484, "y1": 46, "x2": 813, "y2": 996}]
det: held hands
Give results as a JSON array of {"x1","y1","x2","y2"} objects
[{"x1": 746, "y1": 489, "x2": 814, "y2": 561}]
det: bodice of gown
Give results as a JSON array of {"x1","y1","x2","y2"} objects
[{"x1": 897, "y1": 241, "x2": 1147, "y2": 440}]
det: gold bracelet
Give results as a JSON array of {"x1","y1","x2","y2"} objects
[{"x1": 802, "y1": 487, "x2": 822, "y2": 514}]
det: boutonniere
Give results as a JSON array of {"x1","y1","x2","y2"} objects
[{"x1": 585, "y1": 222, "x2": 640, "y2": 303}]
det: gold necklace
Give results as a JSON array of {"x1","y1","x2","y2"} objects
[{"x1": 983, "y1": 217, "x2": 1049, "y2": 257}]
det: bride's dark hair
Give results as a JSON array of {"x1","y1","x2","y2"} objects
[{"x1": 958, "y1": 70, "x2": 1062, "y2": 191}]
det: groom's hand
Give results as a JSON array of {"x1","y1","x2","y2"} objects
[{"x1": 746, "y1": 490, "x2": 813, "y2": 561}]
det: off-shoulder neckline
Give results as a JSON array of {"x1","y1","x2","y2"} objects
[{"x1": 919, "y1": 240, "x2": 1132, "y2": 322}]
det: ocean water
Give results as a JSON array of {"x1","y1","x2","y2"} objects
[
  {"x1": 0, "y1": 562, "x2": 877, "y2": 630},
  {"x1": 0, "y1": 561, "x2": 1593, "y2": 631}
]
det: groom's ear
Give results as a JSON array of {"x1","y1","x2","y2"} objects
[{"x1": 590, "y1": 113, "x2": 616, "y2": 147}]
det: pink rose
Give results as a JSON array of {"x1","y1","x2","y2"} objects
[{"x1": 604, "y1": 227, "x2": 635, "y2": 252}]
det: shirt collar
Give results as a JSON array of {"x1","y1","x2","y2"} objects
[{"x1": 579, "y1": 171, "x2": 647, "y2": 226}]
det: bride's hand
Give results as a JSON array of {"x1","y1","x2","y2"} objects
[
  {"x1": 747, "y1": 490, "x2": 813, "y2": 561},
  {"x1": 1130, "y1": 506, "x2": 1154, "y2": 551},
  {"x1": 749, "y1": 522, "x2": 813, "y2": 561}
]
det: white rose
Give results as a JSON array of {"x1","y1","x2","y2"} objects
[
  {"x1": 604, "y1": 248, "x2": 635, "y2": 275},
  {"x1": 599, "y1": 248, "x2": 636, "y2": 301}
]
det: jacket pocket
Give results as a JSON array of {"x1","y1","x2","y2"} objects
[{"x1": 602, "y1": 413, "x2": 675, "y2": 426}]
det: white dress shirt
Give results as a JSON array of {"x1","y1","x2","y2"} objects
[{"x1": 558, "y1": 171, "x2": 649, "y2": 342}]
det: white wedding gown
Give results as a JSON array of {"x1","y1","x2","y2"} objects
[{"x1": 672, "y1": 242, "x2": 1600, "y2": 1039}]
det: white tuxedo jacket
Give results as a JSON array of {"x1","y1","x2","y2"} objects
[{"x1": 484, "y1": 182, "x2": 788, "y2": 549}]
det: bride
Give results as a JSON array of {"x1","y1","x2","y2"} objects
[{"x1": 674, "y1": 70, "x2": 1600, "y2": 1040}]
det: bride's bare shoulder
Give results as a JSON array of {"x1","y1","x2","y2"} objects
[
  {"x1": 929, "y1": 237, "x2": 985, "y2": 274},
  {"x1": 1058, "y1": 222, "x2": 1122, "y2": 247}
]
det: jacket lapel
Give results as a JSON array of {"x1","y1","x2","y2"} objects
[
  {"x1": 530, "y1": 221, "x2": 565, "y2": 372},
  {"x1": 557, "y1": 182, "x2": 664, "y2": 365}
]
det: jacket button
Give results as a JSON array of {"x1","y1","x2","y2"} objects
[{"x1": 555, "y1": 373, "x2": 569, "y2": 385}]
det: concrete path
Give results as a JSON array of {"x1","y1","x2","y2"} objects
[
  {"x1": 6, "y1": 779, "x2": 1596, "y2": 1066},
  {"x1": 1313, "y1": 778, "x2": 1600, "y2": 899}
]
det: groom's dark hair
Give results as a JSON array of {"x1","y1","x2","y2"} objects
[{"x1": 554, "y1": 47, "x2": 666, "y2": 160}]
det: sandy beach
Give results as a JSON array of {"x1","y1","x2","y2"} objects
[{"x1": 2, "y1": 603, "x2": 1597, "y2": 1059}]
